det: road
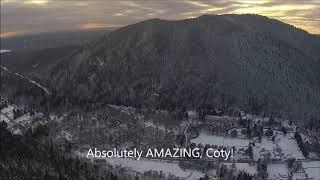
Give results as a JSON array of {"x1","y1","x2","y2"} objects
[{"x1": 0, "y1": 66, "x2": 51, "y2": 95}]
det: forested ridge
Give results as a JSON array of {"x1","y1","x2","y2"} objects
[{"x1": 48, "y1": 14, "x2": 320, "y2": 121}]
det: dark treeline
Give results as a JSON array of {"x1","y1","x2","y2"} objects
[{"x1": 0, "y1": 121, "x2": 123, "y2": 180}]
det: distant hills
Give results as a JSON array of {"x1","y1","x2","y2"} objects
[
  {"x1": 1, "y1": 29, "x2": 112, "y2": 76},
  {"x1": 23, "y1": 14, "x2": 320, "y2": 119},
  {"x1": 1, "y1": 29, "x2": 110, "y2": 52},
  {"x1": 1, "y1": 46, "x2": 77, "y2": 75}
]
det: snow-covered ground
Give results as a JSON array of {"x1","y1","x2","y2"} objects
[
  {"x1": 191, "y1": 133, "x2": 249, "y2": 147},
  {"x1": 187, "y1": 110, "x2": 197, "y2": 119},
  {"x1": 302, "y1": 161, "x2": 320, "y2": 180},
  {"x1": 144, "y1": 121, "x2": 166, "y2": 132},
  {"x1": 1, "y1": 104, "x2": 45, "y2": 135},
  {"x1": 57, "y1": 130, "x2": 73, "y2": 141},
  {"x1": 104, "y1": 158, "x2": 204, "y2": 179},
  {"x1": 253, "y1": 137, "x2": 278, "y2": 161},
  {"x1": 277, "y1": 132, "x2": 305, "y2": 159},
  {"x1": 223, "y1": 163, "x2": 258, "y2": 175},
  {"x1": 14, "y1": 114, "x2": 31, "y2": 123},
  {"x1": 109, "y1": 105, "x2": 136, "y2": 115},
  {"x1": 77, "y1": 152, "x2": 204, "y2": 179},
  {"x1": 267, "y1": 163, "x2": 289, "y2": 180},
  {"x1": 0, "y1": 49, "x2": 12, "y2": 54},
  {"x1": 291, "y1": 172, "x2": 307, "y2": 180},
  {"x1": 206, "y1": 115, "x2": 238, "y2": 122},
  {"x1": 1, "y1": 105, "x2": 14, "y2": 116},
  {"x1": 253, "y1": 131, "x2": 305, "y2": 161},
  {"x1": 0, "y1": 114, "x2": 11, "y2": 123},
  {"x1": 1, "y1": 105, "x2": 15, "y2": 121}
]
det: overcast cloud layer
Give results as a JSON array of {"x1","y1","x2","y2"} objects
[{"x1": 1, "y1": 0, "x2": 320, "y2": 38}]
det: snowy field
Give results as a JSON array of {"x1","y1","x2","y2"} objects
[
  {"x1": 267, "y1": 163, "x2": 289, "y2": 180},
  {"x1": 253, "y1": 131, "x2": 305, "y2": 161},
  {"x1": 77, "y1": 152, "x2": 204, "y2": 179},
  {"x1": 302, "y1": 161, "x2": 320, "y2": 180},
  {"x1": 277, "y1": 132, "x2": 305, "y2": 159},
  {"x1": 253, "y1": 137, "x2": 277, "y2": 161},
  {"x1": 104, "y1": 158, "x2": 204, "y2": 179},
  {"x1": 191, "y1": 133, "x2": 249, "y2": 147},
  {"x1": 223, "y1": 163, "x2": 258, "y2": 175}
]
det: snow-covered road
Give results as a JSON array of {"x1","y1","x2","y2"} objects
[{"x1": 0, "y1": 65, "x2": 51, "y2": 95}]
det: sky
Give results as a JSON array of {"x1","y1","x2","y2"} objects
[{"x1": 1, "y1": 0, "x2": 320, "y2": 38}]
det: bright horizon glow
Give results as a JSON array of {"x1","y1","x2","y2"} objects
[
  {"x1": 24, "y1": 0, "x2": 48, "y2": 5},
  {"x1": 80, "y1": 23, "x2": 122, "y2": 30}
]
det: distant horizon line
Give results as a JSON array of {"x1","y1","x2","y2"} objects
[
  {"x1": 1, "y1": 14, "x2": 319, "y2": 39},
  {"x1": 0, "y1": 27, "x2": 118, "y2": 39}
]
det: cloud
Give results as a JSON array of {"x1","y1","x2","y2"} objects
[
  {"x1": 1, "y1": 0, "x2": 319, "y2": 35},
  {"x1": 24, "y1": 0, "x2": 49, "y2": 5},
  {"x1": 186, "y1": 1, "x2": 210, "y2": 7},
  {"x1": 80, "y1": 23, "x2": 122, "y2": 30},
  {"x1": 0, "y1": 31, "x2": 20, "y2": 38}
]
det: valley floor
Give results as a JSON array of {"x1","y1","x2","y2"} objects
[{"x1": 1, "y1": 98, "x2": 320, "y2": 180}]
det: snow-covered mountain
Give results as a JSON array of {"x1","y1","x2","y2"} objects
[{"x1": 48, "y1": 14, "x2": 320, "y2": 119}]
